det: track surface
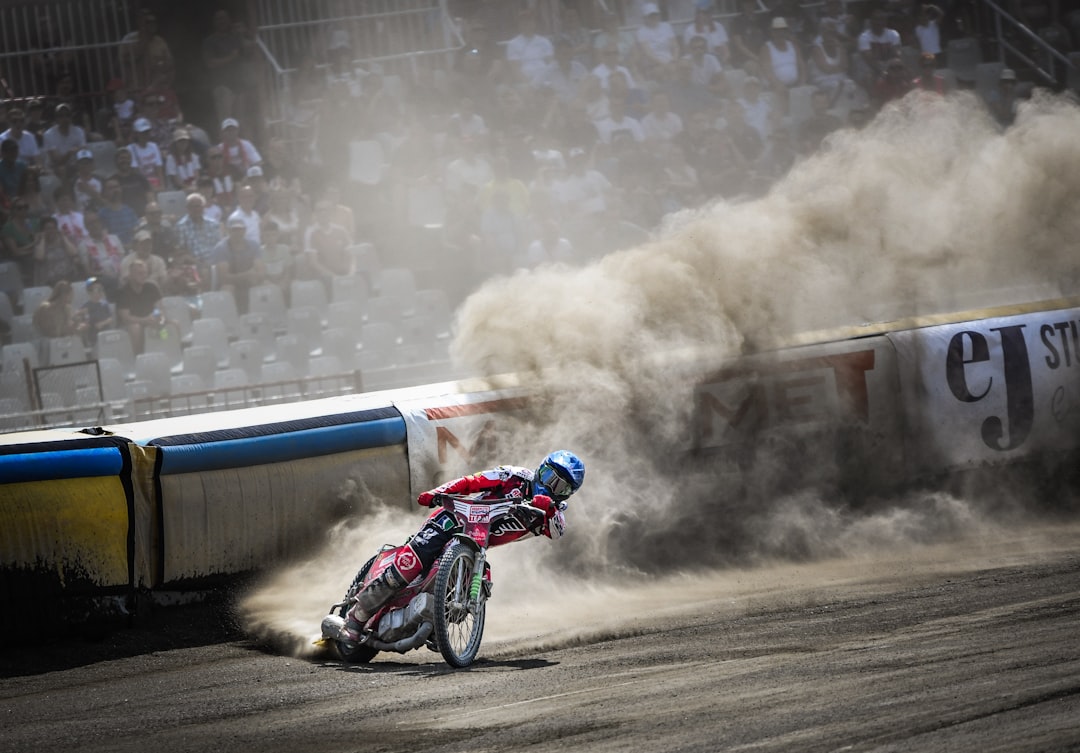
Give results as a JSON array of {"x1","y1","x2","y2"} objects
[{"x1": 3, "y1": 524, "x2": 1079, "y2": 753}]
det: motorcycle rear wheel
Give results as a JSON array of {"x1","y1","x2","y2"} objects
[
  {"x1": 432, "y1": 541, "x2": 486, "y2": 668},
  {"x1": 335, "y1": 554, "x2": 379, "y2": 664}
]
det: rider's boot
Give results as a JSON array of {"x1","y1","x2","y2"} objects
[{"x1": 340, "y1": 565, "x2": 408, "y2": 642}]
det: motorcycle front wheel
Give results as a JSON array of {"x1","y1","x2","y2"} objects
[
  {"x1": 432, "y1": 540, "x2": 486, "y2": 668},
  {"x1": 335, "y1": 554, "x2": 379, "y2": 664}
]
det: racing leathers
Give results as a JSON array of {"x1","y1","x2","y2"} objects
[{"x1": 343, "y1": 465, "x2": 566, "y2": 635}]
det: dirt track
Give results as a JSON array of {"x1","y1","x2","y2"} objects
[{"x1": 2, "y1": 523, "x2": 1079, "y2": 753}]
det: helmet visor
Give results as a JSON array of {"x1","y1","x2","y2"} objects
[{"x1": 537, "y1": 463, "x2": 574, "y2": 500}]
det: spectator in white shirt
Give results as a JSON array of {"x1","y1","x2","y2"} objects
[
  {"x1": 0, "y1": 108, "x2": 41, "y2": 167},
  {"x1": 505, "y1": 10, "x2": 554, "y2": 87},
  {"x1": 684, "y1": 34, "x2": 725, "y2": 87},
  {"x1": 128, "y1": 117, "x2": 166, "y2": 190},
  {"x1": 591, "y1": 45, "x2": 639, "y2": 91},
  {"x1": 42, "y1": 103, "x2": 86, "y2": 177},
  {"x1": 636, "y1": 3, "x2": 679, "y2": 78},
  {"x1": 641, "y1": 91, "x2": 684, "y2": 143}
]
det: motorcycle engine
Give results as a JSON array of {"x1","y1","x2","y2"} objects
[{"x1": 376, "y1": 592, "x2": 434, "y2": 642}]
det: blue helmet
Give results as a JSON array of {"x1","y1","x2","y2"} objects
[{"x1": 534, "y1": 450, "x2": 585, "y2": 503}]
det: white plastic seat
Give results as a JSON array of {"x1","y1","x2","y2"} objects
[
  {"x1": 213, "y1": 368, "x2": 249, "y2": 407},
  {"x1": 275, "y1": 334, "x2": 310, "y2": 376},
  {"x1": 143, "y1": 320, "x2": 184, "y2": 369},
  {"x1": 20, "y1": 286, "x2": 51, "y2": 316},
  {"x1": 86, "y1": 140, "x2": 117, "y2": 179},
  {"x1": 239, "y1": 311, "x2": 277, "y2": 360},
  {"x1": 326, "y1": 301, "x2": 363, "y2": 334},
  {"x1": 96, "y1": 328, "x2": 137, "y2": 377},
  {"x1": 180, "y1": 344, "x2": 217, "y2": 385},
  {"x1": 46, "y1": 336, "x2": 87, "y2": 366},
  {"x1": 155, "y1": 190, "x2": 188, "y2": 220},
  {"x1": 229, "y1": 339, "x2": 265, "y2": 383},
  {"x1": 135, "y1": 352, "x2": 172, "y2": 397},
  {"x1": 170, "y1": 373, "x2": 206, "y2": 395},
  {"x1": 290, "y1": 279, "x2": 329, "y2": 319},
  {"x1": 2, "y1": 342, "x2": 39, "y2": 372},
  {"x1": 191, "y1": 318, "x2": 230, "y2": 368},
  {"x1": 97, "y1": 358, "x2": 128, "y2": 403},
  {"x1": 414, "y1": 289, "x2": 453, "y2": 338},
  {"x1": 286, "y1": 306, "x2": 323, "y2": 353},
  {"x1": 375, "y1": 267, "x2": 418, "y2": 300},
  {"x1": 249, "y1": 283, "x2": 288, "y2": 332},
  {"x1": 348, "y1": 139, "x2": 388, "y2": 185},
  {"x1": 358, "y1": 322, "x2": 398, "y2": 370},
  {"x1": 160, "y1": 296, "x2": 195, "y2": 342},
  {"x1": 200, "y1": 290, "x2": 242, "y2": 338},
  {"x1": 8, "y1": 314, "x2": 36, "y2": 344},
  {"x1": 321, "y1": 327, "x2": 358, "y2": 371},
  {"x1": 331, "y1": 274, "x2": 369, "y2": 307}
]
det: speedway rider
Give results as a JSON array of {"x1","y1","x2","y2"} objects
[{"x1": 340, "y1": 450, "x2": 585, "y2": 642}]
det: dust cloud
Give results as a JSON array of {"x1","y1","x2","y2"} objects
[{"x1": 239, "y1": 91, "x2": 1080, "y2": 658}]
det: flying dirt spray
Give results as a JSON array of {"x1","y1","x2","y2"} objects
[{"x1": 240, "y1": 91, "x2": 1080, "y2": 657}]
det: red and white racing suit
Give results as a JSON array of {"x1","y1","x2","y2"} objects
[{"x1": 391, "y1": 465, "x2": 566, "y2": 584}]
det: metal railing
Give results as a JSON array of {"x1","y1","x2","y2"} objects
[
  {"x1": 975, "y1": 0, "x2": 1077, "y2": 86},
  {"x1": 0, "y1": 0, "x2": 137, "y2": 110},
  {"x1": 253, "y1": 0, "x2": 464, "y2": 133}
]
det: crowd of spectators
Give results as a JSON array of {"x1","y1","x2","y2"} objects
[{"x1": 0, "y1": 0, "x2": 1073, "y2": 420}]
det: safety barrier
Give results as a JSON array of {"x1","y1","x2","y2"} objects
[{"x1": 3, "y1": 298, "x2": 1080, "y2": 637}]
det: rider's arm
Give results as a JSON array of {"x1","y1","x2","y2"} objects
[{"x1": 417, "y1": 468, "x2": 513, "y2": 507}]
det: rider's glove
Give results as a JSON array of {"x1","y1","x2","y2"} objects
[
  {"x1": 417, "y1": 491, "x2": 436, "y2": 507},
  {"x1": 531, "y1": 494, "x2": 557, "y2": 518}
]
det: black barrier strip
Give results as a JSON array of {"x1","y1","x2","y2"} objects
[
  {"x1": 152, "y1": 445, "x2": 165, "y2": 591},
  {"x1": 145, "y1": 406, "x2": 402, "y2": 448},
  {"x1": 116, "y1": 441, "x2": 136, "y2": 626},
  {"x1": 0, "y1": 434, "x2": 128, "y2": 456}
]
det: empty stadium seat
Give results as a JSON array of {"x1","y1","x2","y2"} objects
[
  {"x1": 135, "y1": 352, "x2": 172, "y2": 397},
  {"x1": 286, "y1": 306, "x2": 323, "y2": 353},
  {"x1": 95, "y1": 328, "x2": 137, "y2": 378},
  {"x1": 143, "y1": 321, "x2": 184, "y2": 369},
  {"x1": 200, "y1": 290, "x2": 242, "y2": 338},
  {"x1": 229, "y1": 339, "x2": 265, "y2": 383},
  {"x1": 191, "y1": 318, "x2": 230, "y2": 368},
  {"x1": 946, "y1": 37, "x2": 982, "y2": 82},
  {"x1": 20, "y1": 286, "x2": 51, "y2": 316},
  {"x1": 46, "y1": 335, "x2": 87, "y2": 366},
  {"x1": 180, "y1": 344, "x2": 217, "y2": 385},
  {"x1": 2, "y1": 342, "x2": 38, "y2": 373},
  {"x1": 160, "y1": 296, "x2": 195, "y2": 343},
  {"x1": 248, "y1": 283, "x2": 288, "y2": 332},
  {"x1": 275, "y1": 333, "x2": 310, "y2": 376},
  {"x1": 290, "y1": 279, "x2": 329, "y2": 319}
]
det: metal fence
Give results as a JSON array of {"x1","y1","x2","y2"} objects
[
  {"x1": 254, "y1": 0, "x2": 464, "y2": 133},
  {"x1": 0, "y1": 0, "x2": 137, "y2": 110}
]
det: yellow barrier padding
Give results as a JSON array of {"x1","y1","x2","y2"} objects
[{"x1": 0, "y1": 477, "x2": 128, "y2": 588}]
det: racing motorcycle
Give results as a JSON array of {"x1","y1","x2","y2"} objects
[{"x1": 318, "y1": 494, "x2": 510, "y2": 668}]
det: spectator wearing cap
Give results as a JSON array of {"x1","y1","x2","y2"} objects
[
  {"x1": 120, "y1": 227, "x2": 168, "y2": 289},
  {"x1": 217, "y1": 118, "x2": 261, "y2": 178},
  {"x1": 175, "y1": 192, "x2": 221, "y2": 282},
  {"x1": 128, "y1": 117, "x2": 165, "y2": 190},
  {"x1": 73, "y1": 149, "x2": 102, "y2": 211},
  {"x1": 212, "y1": 214, "x2": 264, "y2": 311},
  {"x1": 165, "y1": 127, "x2": 201, "y2": 192},
  {"x1": 760, "y1": 17, "x2": 806, "y2": 95},
  {"x1": 245, "y1": 165, "x2": 270, "y2": 214},
  {"x1": 986, "y1": 68, "x2": 1020, "y2": 128},
  {"x1": 203, "y1": 146, "x2": 236, "y2": 211},
  {"x1": 78, "y1": 276, "x2": 114, "y2": 345},
  {"x1": 636, "y1": 3, "x2": 679, "y2": 79},
  {"x1": 108, "y1": 147, "x2": 152, "y2": 217},
  {"x1": 227, "y1": 184, "x2": 261, "y2": 245},
  {"x1": 0, "y1": 139, "x2": 28, "y2": 202},
  {"x1": 42, "y1": 103, "x2": 86, "y2": 177},
  {"x1": 0, "y1": 109, "x2": 41, "y2": 167},
  {"x1": 97, "y1": 176, "x2": 141, "y2": 247}
]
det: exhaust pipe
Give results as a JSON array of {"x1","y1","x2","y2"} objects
[{"x1": 321, "y1": 614, "x2": 435, "y2": 655}]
